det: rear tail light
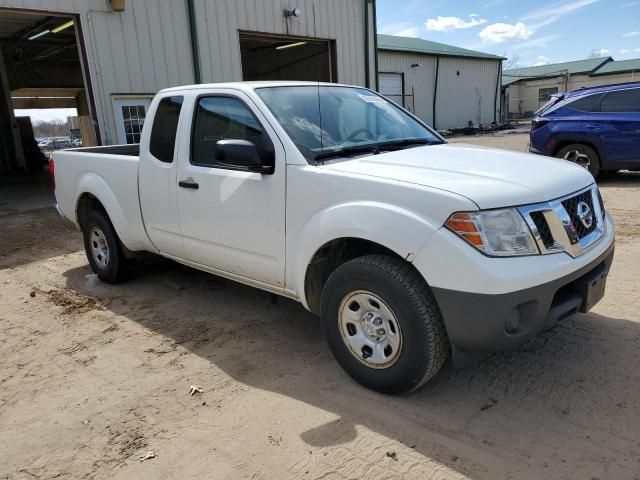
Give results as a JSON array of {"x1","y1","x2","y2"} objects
[
  {"x1": 531, "y1": 119, "x2": 549, "y2": 131},
  {"x1": 48, "y1": 156, "x2": 55, "y2": 190}
]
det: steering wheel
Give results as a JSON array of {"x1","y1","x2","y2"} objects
[{"x1": 346, "y1": 128, "x2": 375, "y2": 143}]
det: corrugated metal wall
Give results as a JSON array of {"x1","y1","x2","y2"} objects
[
  {"x1": 378, "y1": 51, "x2": 436, "y2": 125},
  {"x1": 436, "y1": 57, "x2": 500, "y2": 130},
  {"x1": 0, "y1": 0, "x2": 372, "y2": 144},
  {"x1": 192, "y1": 0, "x2": 369, "y2": 87},
  {"x1": 378, "y1": 50, "x2": 501, "y2": 130}
]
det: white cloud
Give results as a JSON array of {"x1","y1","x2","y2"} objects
[
  {"x1": 511, "y1": 34, "x2": 562, "y2": 50},
  {"x1": 636, "y1": 48, "x2": 640, "y2": 52},
  {"x1": 592, "y1": 48, "x2": 610, "y2": 56},
  {"x1": 426, "y1": 16, "x2": 487, "y2": 32},
  {"x1": 534, "y1": 55, "x2": 550, "y2": 66},
  {"x1": 620, "y1": 49, "x2": 631, "y2": 54},
  {"x1": 469, "y1": 13, "x2": 480, "y2": 17},
  {"x1": 522, "y1": 0, "x2": 599, "y2": 29},
  {"x1": 478, "y1": 22, "x2": 532, "y2": 43},
  {"x1": 393, "y1": 27, "x2": 419, "y2": 38},
  {"x1": 623, "y1": 31, "x2": 640, "y2": 37}
]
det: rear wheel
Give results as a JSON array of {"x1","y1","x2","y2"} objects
[
  {"x1": 82, "y1": 211, "x2": 130, "y2": 283},
  {"x1": 555, "y1": 144, "x2": 600, "y2": 178},
  {"x1": 320, "y1": 255, "x2": 448, "y2": 394}
]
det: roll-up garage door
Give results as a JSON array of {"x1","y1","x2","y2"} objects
[{"x1": 378, "y1": 73, "x2": 403, "y2": 107}]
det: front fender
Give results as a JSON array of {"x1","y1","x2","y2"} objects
[{"x1": 290, "y1": 201, "x2": 440, "y2": 310}]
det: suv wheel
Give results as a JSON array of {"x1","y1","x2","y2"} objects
[
  {"x1": 320, "y1": 255, "x2": 449, "y2": 394},
  {"x1": 556, "y1": 144, "x2": 600, "y2": 178}
]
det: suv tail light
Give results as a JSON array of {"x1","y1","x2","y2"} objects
[
  {"x1": 531, "y1": 119, "x2": 549, "y2": 131},
  {"x1": 48, "y1": 156, "x2": 55, "y2": 190}
]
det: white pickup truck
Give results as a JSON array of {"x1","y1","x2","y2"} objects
[{"x1": 52, "y1": 82, "x2": 615, "y2": 393}]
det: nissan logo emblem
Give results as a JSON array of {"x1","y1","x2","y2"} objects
[{"x1": 577, "y1": 201, "x2": 593, "y2": 229}]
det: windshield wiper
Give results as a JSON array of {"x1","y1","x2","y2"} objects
[
  {"x1": 314, "y1": 145, "x2": 382, "y2": 162},
  {"x1": 377, "y1": 138, "x2": 444, "y2": 151}
]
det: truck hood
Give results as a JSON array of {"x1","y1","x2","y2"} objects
[{"x1": 322, "y1": 143, "x2": 594, "y2": 209}]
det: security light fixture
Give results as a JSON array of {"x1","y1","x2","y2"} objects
[
  {"x1": 275, "y1": 41, "x2": 307, "y2": 50},
  {"x1": 283, "y1": 7, "x2": 301, "y2": 17},
  {"x1": 52, "y1": 19, "x2": 74, "y2": 33},
  {"x1": 28, "y1": 29, "x2": 50, "y2": 41}
]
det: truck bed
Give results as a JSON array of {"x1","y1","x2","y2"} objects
[{"x1": 52, "y1": 145, "x2": 153, "y2": 252}]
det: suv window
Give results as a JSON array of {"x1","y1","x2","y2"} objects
[
  {"x1": 567, "y1": 93, "x2": 603, "y2": 112},
  {"x1": 601, "y1": 88, "x2": 640, "y2": 113},
  {"x1": 149, "y1": 96, "x2": 183, "y2": 163},
  {"x1": 192, "y1": 96, "x2": 266, "y2": 168}
]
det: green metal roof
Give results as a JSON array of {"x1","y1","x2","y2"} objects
[
  {"x1": 590, "y1": 58, "x2": 640, "y2": 76},
  {"x1": 377, "y1": 34, "x2": 504, "y2": 61},
  {"x1": 502, "y1": 57, "x2": 612, "y2": 86}
]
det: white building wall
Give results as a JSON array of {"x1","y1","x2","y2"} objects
[
  {"x1": 193, "y1": 0, "x2": 372, "y2": 88},
  {"x1": 378, "y1": 51, "x2": 501, "y2": 130},
  {"x1": 506, "y1": 70, "x2": 640, "y2": 117},
  {"x1": 378, "y1": 51, "x2": 437, "y2": 125},
  {"x1": 435, "y1": 57, "x2": 500, "y2": 130},
  {"x1": 0, "y1": 0, "x2": 373, "y2": 144}
]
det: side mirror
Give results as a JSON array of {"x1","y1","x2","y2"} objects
[{"x1": 215, "y1": 139, "x2": 273, "y2": 174}]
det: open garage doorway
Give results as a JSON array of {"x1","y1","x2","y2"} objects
[
  {"x1": 240, "y1": 33, "x2": 335, "y2": 82},
  {"x1": 0, "y1": 8, "x2": 97, "y2": 179}
]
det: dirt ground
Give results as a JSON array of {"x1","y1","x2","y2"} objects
[{"x1": 1, "y1": 132, "x2": 639, "y2": 480}]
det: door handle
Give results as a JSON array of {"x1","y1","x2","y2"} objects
[
  {"x1": 178, "y1": 179, "x2": 199, "y2": 189},
  {"x1": 585, "y1": 123, "x2": 602, "y2": 130}
]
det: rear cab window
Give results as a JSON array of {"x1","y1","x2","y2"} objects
[{"x1": 149, "y1": 96, "x2": 184, "y2": 163}]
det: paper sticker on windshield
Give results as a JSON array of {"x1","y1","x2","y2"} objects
[{"x1": 358, "y1": 94, "x2": 386, "y2": 104}]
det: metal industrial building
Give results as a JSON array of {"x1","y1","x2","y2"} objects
[
  {"x1": 0, "y1": 0, "x2": 377, "y2": 174},
  {"x1": 377, "y1": 34, "x2": 504, "y2": 130},
  {"x1": 503, "y1": 57, "x2": 640, "y2": 118}
]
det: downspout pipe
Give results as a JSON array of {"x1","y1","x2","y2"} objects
[
  {"x1": 494, "y1": 60, "x2": 501, "y2": 123},
  {"x1": 432, "y1": 56, "x2": 439, "y2": 129},
  {"x1": 372, "y1": 0, "x2": 379, "y2": 91},
  {"x1": 187, "y1": 0, "x2": 202, "y2": 84},
  {"x1": 364, "y1": 0, "x2": 370, "y2": 88}
]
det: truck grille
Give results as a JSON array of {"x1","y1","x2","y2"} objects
[
  {"x1": 529, "y1": 211, "x2": 554, "y2": 249},
  {"x1": 561, "y1": 190, "x2": 597, "y2": 239},
  {"x1": 518, "y1": 186, "x2": 605, "y2": 258}
]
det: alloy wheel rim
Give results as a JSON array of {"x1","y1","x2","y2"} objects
[
  {"x1": 338, "y1": 290, "x2": 403, "y2": 369},
  {"x1": 563, "y1": 150, "x2": 591, "y2": 170},
  {"x1": 89, "y1": 226, "x2": 110, "y2": 268}
]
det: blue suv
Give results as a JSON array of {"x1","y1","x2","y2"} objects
[{"x1": 530, "y1": 82, "x2": 640, "y2": 177}]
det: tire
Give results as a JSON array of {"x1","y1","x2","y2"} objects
[
  {"x1": 320, "y1": 255, "x2": 448, "y2": 394},
  {"x1": 555, "y1": 144, "x2": 601, "y2": 178},
  {"x1": 82, "y1": 210, "x2": 130, "y2": 283}
]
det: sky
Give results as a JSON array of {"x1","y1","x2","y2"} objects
[
  {"x1": 377, "y1": 0, "x2": 640, "y2": 69},
  {"x1": 15, "y1": 108, "x2": 77, "y2": 123}
]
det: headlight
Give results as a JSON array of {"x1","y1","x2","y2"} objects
[{"x1": 445, "y1": 208, "x2": 539, "y2": 257}]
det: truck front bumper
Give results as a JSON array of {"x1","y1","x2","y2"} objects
[{"x1": 430, "y1": 243, "x2": 614, "y2": 354}]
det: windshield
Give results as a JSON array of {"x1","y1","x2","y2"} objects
[{"x1": 255, "y1": 85, "x2": 443, "y2": 161}]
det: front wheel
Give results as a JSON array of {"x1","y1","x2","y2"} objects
[
  {"x1": 320, "y1": 255, "x2": 449, "y2": 394},
  {"x1": 555, "y1": 144, "x2": 600, "y2": 178}
]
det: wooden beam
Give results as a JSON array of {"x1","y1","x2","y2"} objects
[{"x1": 11, "y1": 96, "x2": 77, "y2": 109}]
